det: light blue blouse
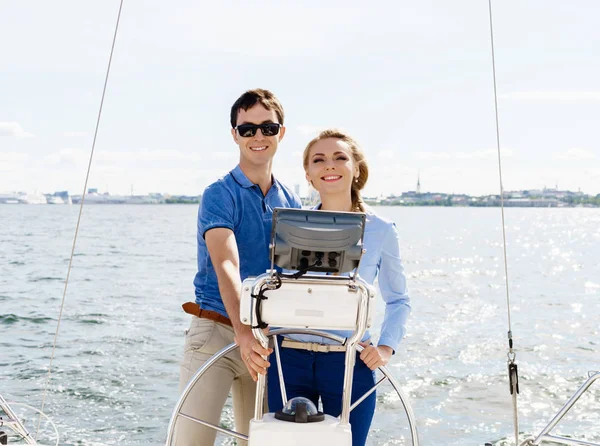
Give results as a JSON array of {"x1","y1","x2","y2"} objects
[{"x1": 284, "y1": 207, "x2": 411, "y2": 352}]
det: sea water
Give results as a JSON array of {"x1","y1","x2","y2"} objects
[{"x1": 1, "y1": 205, "x2": 599, "y2": 445}]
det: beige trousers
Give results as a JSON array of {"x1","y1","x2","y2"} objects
[{"x1": 174, "y1": 317, "x2": 255, "y2": 445}]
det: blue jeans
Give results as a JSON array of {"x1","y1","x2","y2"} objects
[{"x1": 267, "y1": 339, "x2": 376, "y2": 446}]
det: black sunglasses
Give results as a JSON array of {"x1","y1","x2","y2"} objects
[{"x1": 235, "y1": 123, "x2": 281, "y2": 137}]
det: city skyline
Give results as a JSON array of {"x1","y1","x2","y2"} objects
[
  {"x1": 4, "y1": 183, "x2": 598, "y2": 207},
  {"x1": 1, "y1": 177, "x2": 598, "y2": 196},
  {"x1": 2, "y1": 181, "x2": 597, "y2": 201},
  {"x1": 2, "y1": 1, "x2": 599, "y2": 197}
]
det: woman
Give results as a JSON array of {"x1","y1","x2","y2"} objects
[{"x1": 267, "y1": 129, "x2": 411, "y2": 445}]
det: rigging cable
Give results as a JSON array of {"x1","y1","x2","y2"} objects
[
  {"x1": 486, "y1": 1, "x2": 521, "y2": 444},
  {"x1": 35, "y1": 0, "x2": 126, "y2": 438}
]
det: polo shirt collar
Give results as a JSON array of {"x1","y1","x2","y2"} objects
[
  {"x1": 231, "y1": 165, "x2": 279, "y2": 191},
  {"x1": 231, "y1": 165, "x2": 254, "y2": 188}
]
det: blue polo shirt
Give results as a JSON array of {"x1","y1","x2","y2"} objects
[{"x1": 194, "y1": 165, "x2": 302, "y2": 318}]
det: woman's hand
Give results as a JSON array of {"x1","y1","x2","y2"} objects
[{"x1": 359, "y1": 343, "x2": 393, "y2": 371}]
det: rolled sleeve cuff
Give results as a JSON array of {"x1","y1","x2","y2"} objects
[{"x1": 202, "y1": 222, "x2": 234, "y2": 238}]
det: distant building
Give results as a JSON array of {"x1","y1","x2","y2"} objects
[
  {"x1": 0, "y1": 192, "x2": 47, "y2": 204},
  {"x1": 302, "y1": 188, "x2": 320, "y2": 207},
  {"x1": 72, "y1": 189, "x2": 164, "y2": 204},
  {"x1": 0, "y1": 192, "x2": 21, "y2": 204},
  {"x1": 46, "y1": 190, "x2": 72, "y2": 204}
]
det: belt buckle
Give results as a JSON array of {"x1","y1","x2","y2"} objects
[
  {"x1": 308, "y1": 342, "x2": 329, "y2": 353},
  {"x1": 308, "y1": 342, "x2": 322, "y2": 352}
]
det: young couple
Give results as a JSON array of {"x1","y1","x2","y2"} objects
[{"x1": 175, "y1": 89, "x2": 411, "y2": 446}]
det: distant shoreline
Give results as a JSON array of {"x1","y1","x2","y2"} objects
[
  {"x1": 3, "y1": 202, "x2": 599, "y2": 208},
  {"x1": 3, "y1": 190, "x2": 599, "y2": 207},
  {"x1": 363, "y1": 201, "x2": 600, "y2": 208}
]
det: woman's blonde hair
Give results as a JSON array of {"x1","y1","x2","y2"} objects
[{"x1": 303, "y1": 129, "x2": 369, "y2": 212}]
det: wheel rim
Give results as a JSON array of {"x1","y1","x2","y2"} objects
[{"x1": 165, "y1": 328, "x2": 419, "y2": 445}]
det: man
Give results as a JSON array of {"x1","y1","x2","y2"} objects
[{"x1": 176, "y1": 89, "x2": 302, "y2": 445}]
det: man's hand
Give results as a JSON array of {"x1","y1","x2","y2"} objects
[
  {"x1": 359, "y1": 343, "x2": 393, "y2": 371},
  {"x1": 235, "y1": 327, "x2": 272, "y2": 381},
  {"x1": 205, "y1": 228, "x2": 272, "y2": 380}
]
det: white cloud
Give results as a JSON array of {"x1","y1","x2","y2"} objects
[
  {"x1": 0, "y1": 163, "x2": 19, "y2": 173},
  {"x1": 42, "y1": 148, "x2": 239, "y2": 170},
  {"x1": 0, "y1": 122, "x2": 34, "y2": 138},
  {"x1": 0, "y1": 152, "x2": 29, "y2": 163},
  {"x1": 295, "y1": 125, "x2": 326, "y2": 137},
  {"x1": 377, "y1": 150, "x2": 395, "y2": 160},
  {"x1": 96, "y1": 149, "x2": 186, "y2": 163},
  {"x1": 97, "y1": 149, "x2": 238, "y2": 163},
  {"x1": 415, "y1": 152, "x2": 451, "y2": 161},
  {"x1": 457, "y1": 149, "x2": 514, "y2": 160},
  {"x1": 499, "y1": 92, "x2": 600, "y2": 101},
  {"x1": 415, "y1": 148, "x2": 513, "y2": 161},
  {"x1": 63, "y1": 131, "x2": 88, "y2": 137},
  {"x1": 553, "y1": 148, "x2": 596, "y2": 160},
  {"x1": 87, "y1": 166, "x2": 232, "y2": 195},
  {"x1": 210, "y1": 151, "x2": 237, "y2": 161},
  {"x1": 52, "y1": 148, "x2": 88, "y2": 165}
]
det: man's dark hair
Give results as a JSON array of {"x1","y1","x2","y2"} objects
[{"x1": 230, "y1": 89, "x2": 285, "y2": 128}]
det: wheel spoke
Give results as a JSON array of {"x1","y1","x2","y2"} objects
[
  {"x1": 166, "y1": 328, "x2": 419, "y2": 445},
  {"x1": 177, "y1": 413, "x2": 248, "y2": 442},
  {"x1": 350, "y1": 375, "x2": 389, "y2": 412}
]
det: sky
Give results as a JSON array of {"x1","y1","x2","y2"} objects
[{"x1": 1, "y1": 1, "x2": 599, "y2": 198}]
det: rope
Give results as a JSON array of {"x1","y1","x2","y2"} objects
[
  {"x1": 487, "y1": 1, "x2": 520, "y2": 444},
  {"x1": 35, "y1": 0, "x2": 125, "y2": 438}
]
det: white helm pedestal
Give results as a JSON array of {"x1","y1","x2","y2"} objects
[{"x1": 241, "y1": 208, "x2": 374, "y2": 446}]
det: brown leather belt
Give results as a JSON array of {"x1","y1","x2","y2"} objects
[{"x1": 182, "y1": 302, "x2": 232, "y2": 327}]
